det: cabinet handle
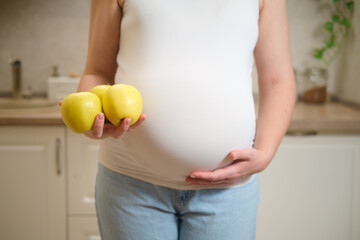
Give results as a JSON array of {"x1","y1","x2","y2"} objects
[{"x1": 56, "y1": 138, "x2": 61, "y2": 175}]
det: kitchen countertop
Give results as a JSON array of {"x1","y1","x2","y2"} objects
[
  {"x1": 0, "y1": 101, "x2": 360, "y2": 134},
  {"x1": 286, "y1": 101, "x2": 360, "y2": 134},
  {"x1": 0, "y1": 105, "x2": 63, "y2": 125}
]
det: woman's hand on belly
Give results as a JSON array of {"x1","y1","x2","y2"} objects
[
  {"x1": 84, "y1": 113, "x2": 147, "y2": 139},
  {"x1": 185, "y1": 148, "x2": 271, "y2": 186}
]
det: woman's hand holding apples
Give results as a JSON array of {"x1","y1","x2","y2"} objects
[
  {"x1": 60, "y1": 84, "x2": 145, "y2": 140},
  {"x1": 86, "y1": 113, "x2": 146, "y2": 139}
]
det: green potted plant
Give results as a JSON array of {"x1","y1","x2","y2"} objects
[{"x1": 302, "y1": 0, "x2": 354, "y2": 104}]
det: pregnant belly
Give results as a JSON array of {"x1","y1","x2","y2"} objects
[{"x1": 124, "y1": 91, "x2": 256, "y2": 178}]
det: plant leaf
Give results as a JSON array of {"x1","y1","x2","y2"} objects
[
  {"x1": 346, "y1": 1, "x2": 354, "y2": 12},
  {"x1": 332, "y1": 15, "x2": 340, "y2": 23},
  {"x1": 324, "y1": 22, "x2": 334, "y2": 32},
  {"x1": 332, "y1": 0, "x2": 340, "y2": 4},
  {"x1": 325, "y1": 38, "x2": 335, "y2": 48},
  {"x1": 341, "y1": 18, "x2": 351, "y2": 28},
  {"x1": 313, "y1": 49, "x2": 324, "y2": 59}
]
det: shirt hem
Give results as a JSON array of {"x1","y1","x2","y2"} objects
[{"x1": 98, "y1": 160, "x2": 256, "y2": 190}]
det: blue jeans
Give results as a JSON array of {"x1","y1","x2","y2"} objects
[{"x1": 95, "y1": 163, "x2": 260, "y2": 240}]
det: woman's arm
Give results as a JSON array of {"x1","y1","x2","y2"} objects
[
  {"x1": 186, "y1": 0, "x2": 296, "y2": 185},
  {"x1": 252, "y1": 0, "x2": 296, "y2": 165},
  {"x1": 77, "y1": 0, "x2": 123, "y2": 92},
  {"x1": 76, "y1": 0, "x2": 146, "y2": 139}
]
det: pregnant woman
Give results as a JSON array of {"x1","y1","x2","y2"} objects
[{"x1": 78, "y1": 0, "x2": 296, "y2": 239}]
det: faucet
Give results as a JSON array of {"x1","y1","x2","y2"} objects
[{"x1": 9, "y1": 59, "x2": 22, "y2": 98}]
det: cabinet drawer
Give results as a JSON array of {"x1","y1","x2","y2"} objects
[
  {"x1": 67, "y1": 130, "x2": 100, "y2": 214},
  {"x1": 69, "y1": 217, "x2": 100, "y2": 240}
]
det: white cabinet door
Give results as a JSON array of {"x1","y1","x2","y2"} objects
[
  {"x1": 257, "y1": 135, "x2": 360, "y2": 240},
  {"x1": 0, "y1": 126, "x2": 66, "y2": 240},
  {"x1": 67, "y1": 130, "x2": 100, "y2": 215},
  {"x1": 69, "y1": 217, "x2": 100, "y2": 240}
]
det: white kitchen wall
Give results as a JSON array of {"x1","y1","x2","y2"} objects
[
  {"x1": 333, "y1": 3, "x2": 360, "y2": 104},
  {"x1": 0, "y1": 0, "x2": 358, "y2": 103},
  {"x1": 254, "y1": 0, "x2": 358, "y2": 103},
  {"x1": 0, "y1": 0, "x2": 90, "y2": 93}
]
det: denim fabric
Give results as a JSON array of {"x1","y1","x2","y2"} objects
[{"x1": 95, "y1": 163, "x2": 260, "y2": 240}]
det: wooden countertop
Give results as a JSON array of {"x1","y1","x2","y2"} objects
[
  {"x1": 0, "y1": 105, "x2": 63, "y2": 125},
  {"x1": 0, "y1": 101, "x2": 360, "y2": 134},
  {"x1": 286, "y1": 101, "x2": 360, "y2": 134}
]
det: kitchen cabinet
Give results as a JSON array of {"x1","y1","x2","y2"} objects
[
  {"x1": 257, "y1": 135, "x2": 360, "y2": 240},
  {"x1": 0, "y1": 126, "x2": 66, "y2": 240},
  {"x1": 67, "y1": 130, "x2": 100, "y2": 240},
  {"x1": 1, "y1": 124, "x2": 358, "y2": 240},
  {"x1": 69, "y1": 217, "x2": 100, "y2": 240},
  {"x1": 67, "y1": 130, "x2": 360, "y2": 240}
]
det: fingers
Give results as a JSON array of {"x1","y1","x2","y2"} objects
[
  {"x1": 129, "y1": 114, "x2": 147, "y2": 130},
  {"x1": 58, "y1": 100, "x2": 63, "y2": 107},
  {"x1": 229, "y1": 148, "x2": 253, "y2": 161},
  {"x1": 91, "y1": 113, "x2": 105, "y2": 138},
  {"x1": 113, "y1": 117, "x2": 132, "y2": 139},
  {"x1": 185, "y1": 164, "x2": 249, "y2": 185},
  {"x1": 186, "y1": 148, "x2": 265, "y2": 186},
  {"x1": 185, "y1": 177, "x2": 245, "y2": 186},
  {"x1": 111, "y1": 113, "x2": 146, "y2": 138},
  {"x1": 189, "y1": 161, "x2": 246, "y2": 182},
  {"x1": 186, "y1": 150, "x2": 254, "y2": 186},
  {"x1": 85, "y1": 113, "x2": 146, "y2": 140}
]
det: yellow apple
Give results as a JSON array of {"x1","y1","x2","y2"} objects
[
  {"x1": 61, "y1": 92, "x2": 102, "y2": 133},
  {"x1": 89, "y1": 84, "x2": 111, "y2": 102},
  {"x1": 102, "y1": 84, "x2": 143, "y2": 126}
]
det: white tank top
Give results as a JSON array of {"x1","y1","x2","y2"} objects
[{"x1": 100, "y1": 0, "x2": 259, "y2": 190}]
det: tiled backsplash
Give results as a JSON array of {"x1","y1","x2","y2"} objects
[{"x1": 0, "y1": 0, "x2": 89, "y2": 93}]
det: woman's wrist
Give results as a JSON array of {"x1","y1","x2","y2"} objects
[{"x1": 252, "y1": 145, "x2": 276, "y2": 171}]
